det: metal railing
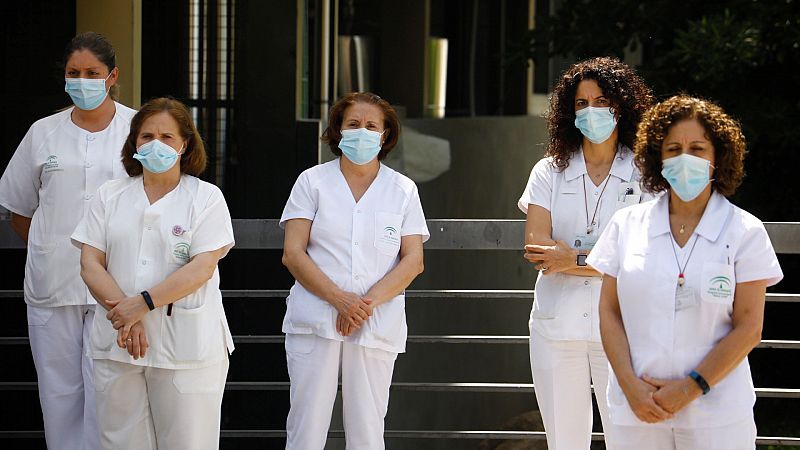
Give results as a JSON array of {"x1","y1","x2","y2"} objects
[{"x1": 1, "y1": 219, "x2": 798, "y2": 445}]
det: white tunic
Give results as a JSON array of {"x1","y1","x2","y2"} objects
[
  {"x1": 0, "y1": 103, "x2": 136, "y2": 307},
  {"x1": 587, "y1": 192, "x2": 783, "y2": 428},
  {"x1": 71, "y1": 175, "x2": 235, "y2": 369},
  {"x1": 517, "y1": 146, "x2": 647, "y2": 341},
  {"x1": 280, "y1": 159, "x2": 430, "y2": 353}
]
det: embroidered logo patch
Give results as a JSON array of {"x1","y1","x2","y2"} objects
[
  {"x1": 377, "y1": 226, "x2": 400, "y2": 247},
  {"x1": 173, "y1": 242, "x2": 190, "y2": 262},
  {"x1": 43, "y1": 155, "x2": 62, "y2": 173},
  {"x1": 706, "y1": 275, "x2": 732, "y2": 299}
]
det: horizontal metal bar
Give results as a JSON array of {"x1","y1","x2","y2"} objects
[
  {"x1": 0, "y1": 290, "x2": 796, "y2": 303},
  {"x1": 3, "y1": 380, "x2": 798, "y2": 399},
  {"x1": 2, "y1": 336, "x2": 799, "y2": 349},
  {"x1": 2, "y1": 220, "x2": 799, "y2": 253},
  {"x1": 1, "y1": 429, "x2": 796, "y2": 444}
]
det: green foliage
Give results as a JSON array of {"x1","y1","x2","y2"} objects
[{"x1": 514, "y1": 0, "x2": 800, "y2": 220}]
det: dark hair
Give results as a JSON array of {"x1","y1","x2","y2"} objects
[
  {"x1": 635, "y1": 95, "x2": 746, "y2": 196},
  {"x1": 321, "y1": 92, "x2": 401, "y2": 160},
  {"x1": 64, "y1": 32, "x2": 116, "y2": 71},
  {"x1": 122, "y1": 97, "x2": 207, "y2": 177},
  {"x1": 63, "y1": 32, "x2": 119, "y2": 100},
  {"x1": 546, "y1": 57, "x2": 653, "y2": 170}
]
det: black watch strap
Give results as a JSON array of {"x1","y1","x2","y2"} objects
[{"x1": 141, "y1": 291, "x2": 155, "y2": 311}]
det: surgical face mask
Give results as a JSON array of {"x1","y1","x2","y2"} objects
[
  {"x1": 338, "y1": 128, "x2": 383, "y2": 165},
  {"x1": 574, "y1": 106, "x2": 618, "y2": 144},
  {"x1": 133, "y1": 139, "x2": 184, "y2": 174},
  {"x1": 661, "y1": 153, "x2": 714, "y2": 202},
  {"x1": 64, "y1": 73, "x2": 112, "y2": 111}
]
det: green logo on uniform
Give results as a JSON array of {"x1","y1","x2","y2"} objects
[
  {"x1": 173, "y1": 242, "x2": 190, "y2": 262},
  {"x1": 384, "y1": 226, "x2": 397, "y2": 236},
  {"x1": 707, "y1": 275, "x2": 732, "y2": 299},
  {"x1": 43, "y1": 155, "x2": 61, "y2": 172}
]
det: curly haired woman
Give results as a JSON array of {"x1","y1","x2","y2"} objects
[
  {"x1": 588, "y1": 95, "x2": 782, "y2": 449},
  {"x1": 516, "y1": 56, "x2": 653, "y2": 449}
]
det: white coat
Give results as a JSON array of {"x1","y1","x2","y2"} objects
[
  {"x1": 280, "y1": 159, "x2": 429, "y2": 354},
  {"x1": 0, "y1": 102, "x2": 136, "y2": 306},
  {"x1": 587, "y1": 191, "x2": 783, "y2": 428},
  {"x1": 71, "y1": 174, "x2": 235, "y2": 369}
]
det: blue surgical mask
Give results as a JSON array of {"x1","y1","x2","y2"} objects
[
  {"x1": 661, "y1": 153, "x2": 714, "y2": 202},
  {"x1": 339, "y1": 128, "x2": 383, "y2": 165},
  {"x1": 574, "y1": 106, "x2": 618, "y2": 144},
  {"x1": 64, "y1": 73, "x2": 112, "y2": 111},
  {"x1": 133, "y1": 139, "x2": 183, "y2": 174}
]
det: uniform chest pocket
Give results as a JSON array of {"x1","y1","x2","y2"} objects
[
  {"x1": 700, "y1": 262, "x2": 735, "y2": 305},
  {"x1": 374, "y1": 212, "x2": 403, "y2": 256},
  {"x1": 166, "y1": 228, "x2": 193, "y2": 266}
]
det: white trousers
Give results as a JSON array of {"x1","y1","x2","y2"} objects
[
  {"x1": 529, "y1": 327, "x2": 612, "y2": 450},
  {"x1": 93, "y1": 358, "x2": 229, "y2": 450},
  {"x1": 285, "y1": 334, "x2": 398, "y2": 450},
  {"x1": 610, "y1": 414, "x2": 756, "y2": 450},
  {"x1": 27, "y1": 304, "x2": 99, "y2": 450}
]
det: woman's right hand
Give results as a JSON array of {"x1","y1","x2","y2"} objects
[
  {"x1": 623, "y1": 377, "x2": 674, "y2": 423},
  {"x1": 120, "y1": 321, "x2": 149, "y2": 360},
  {"x1": 332, "y1": 290, "x2": 373, "y2": 330}
]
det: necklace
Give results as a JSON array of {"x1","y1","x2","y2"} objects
[
  {"x1": 679, "y1": 224, "x2": 686, "y2": 234},
  {"x1": 669, "y1": 234, "x2": 700, "y2": 286}
]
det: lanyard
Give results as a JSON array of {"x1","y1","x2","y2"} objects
[
  {"x1": 670, "y1": 234, "x2": 699, "y2": 287},
  {"x1": 582, "y1": 174, "x2": 612, "y2": 234}
]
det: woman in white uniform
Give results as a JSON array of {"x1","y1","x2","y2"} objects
[
  {"x1": 71, "y1": 97, "x2": 235, "y2": 449},
  {"x1": 517, "y1": 57, "x2": 653, "y2": 449},
  {"x1": 0, "y1": 32, "x2": 134, "y2": 449},
  {"x1": 281, "y1": 92, "x2": 428, "y2": 450},
  {"x1": 587, "y1": 95, "x2": 783, "y2": 450}
]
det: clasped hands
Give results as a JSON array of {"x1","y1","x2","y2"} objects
[
  {"x1": 624, "y1": 375, "x2": 703, "y2": 424},
  {"x1": 333, "y1": 290, "x2": 373, "y2": 337},
  {"x1": 106, "y1": 295, "x2": 151, "y2": 360},
  {"x1": 524, "y1": 240, "x2": 576, "y2": 275}
]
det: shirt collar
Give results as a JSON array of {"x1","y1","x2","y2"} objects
[
  {"x1": 563, "y1": 145, "x2": 634, "y2": 182},
  {"x1": 649, "y1": 190, "x2": 731, "y2": 242}
]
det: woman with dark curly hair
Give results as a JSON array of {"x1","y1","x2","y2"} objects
[
  {"x1": 516, "y1": 57, "x2": 653, "y2": 448},
  {"x1": 587, "y1": 95, "x2": 783, "y2": 449}
]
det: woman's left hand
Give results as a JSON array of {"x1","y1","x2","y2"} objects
[
  {"x1": 644, "y1": 375, "x2": 701, "y2": 414},
  {"x1": 107, "y1": 295, "x2": 150, "y2": 341},
  {"x1": 524, "y1": 240, "x2": 577, "y2": 275}
]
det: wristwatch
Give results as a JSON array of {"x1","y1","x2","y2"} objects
[{"x1": 576, "y1": 253, "x2": 588, "y2": 267}]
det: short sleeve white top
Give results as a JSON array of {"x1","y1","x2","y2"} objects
[
  {"x1": 0, "y1": 103, "x2": 136, "y2": 307},
  {"x1": 587, "y1": 192, "x2": 783, "y2": 428},
  {"x1": 517, "y1": 146, "x2": 648, "y2": 341},
  {"x1": 71, "y1": 175, "x2": 236, "y2": 369},
  {"x1": 280, "y1": 159, "x2": 430, "y2": 353}
]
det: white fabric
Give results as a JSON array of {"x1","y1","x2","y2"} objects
[
  {"x1": 517, "y1": 146, "x2": 648, "y2": 341},
  {"x1": 280, "y1": 159, "x2": 429, "y2": 353},
  {"x1": 587, "y1": 192, "x2": 783, "y2": 428},
  {"x1": 610, "y1": 413, "x2": 756, "y2": 450},
  {"x1": 284, "y1": 333, "x2": 397, "y2": 450},
  {"x1": 93, "y1": 357, "x2": 229, "y2": 450},
  {"x1": 28, "y1": 304, "x2": 99, "y2": 450},
  {"x1": 71, "y1": 174, "x2": 235, "y2": 369},
  {"x1": 0, "y1": 102, "x2": 136, "y2": 307},
  {"x1": 530, "y1": 327, "x2": 611, "y2": 450}
]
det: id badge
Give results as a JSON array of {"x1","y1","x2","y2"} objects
[
  {"x1": 573, "y1": 232, "x2": 598, "y2": 251},
  {"x1": 675, "y1": 285, "x2": 698, "y2": 311}
]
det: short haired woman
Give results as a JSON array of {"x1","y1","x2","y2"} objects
[
  {"x1": 72, "y1": 97, "x2": 235, "y2": 449},
  {"x1": 281, "y1": 92, "x2": 428, "y2": 449}
]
